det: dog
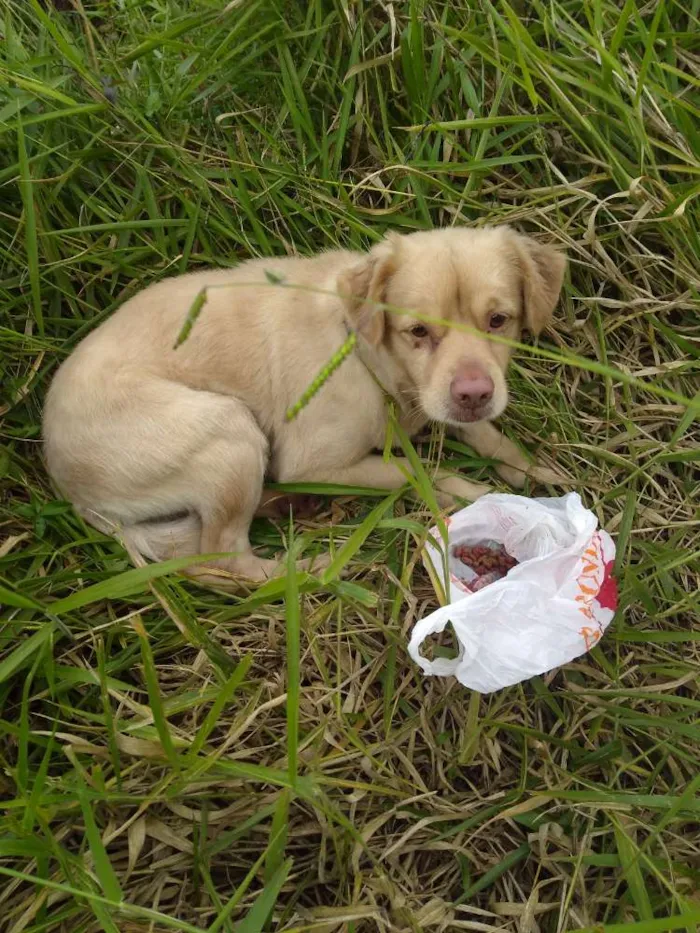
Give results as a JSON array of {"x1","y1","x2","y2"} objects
[{"x1": 43, "y1": 226, "x2": 566, "y2": 585}]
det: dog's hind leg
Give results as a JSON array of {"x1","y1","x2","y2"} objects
[{"x1": 67, "y1": 383, "x2": 322, "y2": 585}]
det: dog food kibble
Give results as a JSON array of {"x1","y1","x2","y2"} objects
[{"x1": 453, "y1": 542, "x2": 518, "y2": 590}]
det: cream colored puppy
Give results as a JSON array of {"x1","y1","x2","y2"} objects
[{"x1": 44, "y1": 226, "x2": 566, "y2": 584}]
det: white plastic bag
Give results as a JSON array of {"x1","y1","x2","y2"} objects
[{"x1": 408, "y1": 493, "x2": 617, "y2": 693}]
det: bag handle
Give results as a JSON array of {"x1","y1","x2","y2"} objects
[{"x1": 407, "y1": 604, "x2": 478, "y2": 677}]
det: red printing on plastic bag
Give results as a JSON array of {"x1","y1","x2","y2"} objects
[
  {"x1": 575, "y1": 533, "x2": 617, "y2": 649},
  {"x1": 596, "y1": 560, "x2": 618, "y2": 612}
]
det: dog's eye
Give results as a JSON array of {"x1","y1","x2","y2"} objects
[
  {"x1": 409, "y1": 324, "x2": 429, "y2": 339},
  {"x1": 488, "y1": 313, "x2": 508, "y2": 330}
]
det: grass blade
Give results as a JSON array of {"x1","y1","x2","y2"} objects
[
  {"x1": 264, "y1": 789, "x2": 290, "y2": 883},
  {"x1": 613, "y1": 820, "x2": 654, "y2": 920},
  {"x1": 285, "y1": 528, "x2": 301, "y2": 784},
  {"x1": 16, "y1": 108, "x2": 42, "y2": 335},
  {"x1": 185, "y1": 655, "x2": 252, "y2": 761},
  {"x1": 0, "y1": 866, "x2": 203, "y2": 932},
  {"x1": 48, "y1": 555, "x2": 215, "y2": 615},
  {"x1": 320, "y1": 489, "x2": 403, "y2": 584},
  {"x1": 74, "y1": 774, "x2": 122, "y2": 903},
  {"x1": 572, "y1": 914, "x2": 700, "y2": 933},
  {"x1": 0, "y1": 624, "x2": 56, "y2": 685},
  {"x1": 234, "y1": 859, "x2": 292, "y2": 933},
  {"x1": 133, "y1": 617, "x2": 181, "y2": 772},
  {"x1": 457, "y1": 842, "x2": 531, "y2": 903}
]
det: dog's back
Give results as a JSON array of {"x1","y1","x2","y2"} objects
[{"x1": 42, "y1": 250, "x2": 358, "y2": 581}]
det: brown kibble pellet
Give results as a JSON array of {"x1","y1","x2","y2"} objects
[{"x1": 453, "y1": 540, "x2": 519, "y2": 590}]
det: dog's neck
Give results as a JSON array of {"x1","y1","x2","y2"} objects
[{"x1": 352, "y1": 329, "x2": 428, "y2": 436}]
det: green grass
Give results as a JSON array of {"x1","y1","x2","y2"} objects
[{"x1": 1, "y1": 0, "x2": 699, "y2": 930}]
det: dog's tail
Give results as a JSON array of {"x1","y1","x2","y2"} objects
[
  {"x1": 82, "y1": 509, "x2": 202, "y2": 563},
  {"x1": 121, "y1": 514, "x2": 202, "y2": 563},
  {"x1": 113, "y1": 514, "x2": 251, "y2": 590}
]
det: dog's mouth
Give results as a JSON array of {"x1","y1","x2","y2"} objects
[{"x1": 445, "y1": 404, "x2": 493, "y2": 425}]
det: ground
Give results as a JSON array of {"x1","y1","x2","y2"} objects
[{"x1": 1, "y1": 2, "x2": 699, "y2": 931}]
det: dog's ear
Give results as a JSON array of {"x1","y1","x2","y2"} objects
[
  {"x1": 338, "y1": 235, "x2": 400, "y2": 345},
  {"x1": 511, "y1": 233, "x2": 566, "y2": 336}
]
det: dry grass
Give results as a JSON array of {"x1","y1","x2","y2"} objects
[{"x1": 1, "y1": 1, "x2": 699, "y2": 931}]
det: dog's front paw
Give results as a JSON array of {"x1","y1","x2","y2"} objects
[
  {"x1": 496, "y1": 462, "x2": 528, "y2": 489},
  {"x1": 497, "y1": 460, "x2": 569, "y2": 489},
  {"x1": 436, "y1": 474, "x2": 492, "y2": 509},
  {"x1": 528, "y1": 464, "x2": 570, "y2": 487}
]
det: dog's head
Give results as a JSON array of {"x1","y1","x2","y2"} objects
[{"x1": 339, "y1": 226, "x2": 566, "y2": 425}]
